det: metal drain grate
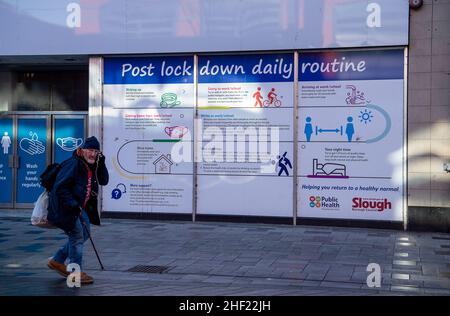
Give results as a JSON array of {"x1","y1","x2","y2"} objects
[
  {"x1": 432, "y1": 236, "x2": 450, "y2": 241},
  {"x1": 439, "y1": 272, "x2": 450, "y2": 278},
  {"x1": 434, "y1": 251, "x2": 450, "y2": 256},
  {"x1": 304, "y1": 230, "x2": 332, "y2": 234},
  {"x1": 127, "y1": 265, "x2": 172, "y2": 273}
]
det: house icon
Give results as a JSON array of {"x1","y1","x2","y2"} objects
[{"x1": 153, "y1": 154, "x2": 173, "y2": 174}]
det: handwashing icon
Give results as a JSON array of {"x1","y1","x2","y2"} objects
[
  {"x1": 20, "y1": 132, "x2": 45, "y2": 156},
  {"x1": 160, "y1": 93, "x2": 181, "y2": 108}
]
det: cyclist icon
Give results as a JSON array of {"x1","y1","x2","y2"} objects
[{"x1": 263, "y1": 88, "x2": 281, "y2": 107}]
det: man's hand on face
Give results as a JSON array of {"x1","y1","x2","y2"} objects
[{"x1": 97, "y1": 152, "x2": 106, "y2": 165}]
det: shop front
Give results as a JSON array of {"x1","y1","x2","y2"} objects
[{"x1": 0, "y1": 0, "x2": 414, "y2": 228}]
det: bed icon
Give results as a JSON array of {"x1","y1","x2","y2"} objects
[{"x1": 308, "y1": 159, "x2": 349, "y2": 179}]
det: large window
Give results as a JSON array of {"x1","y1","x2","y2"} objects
[{"x1": 12, "y1": 70, "x2": 88, "y2": 111}]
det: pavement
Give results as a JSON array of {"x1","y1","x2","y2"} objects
[{"x1": 0, "y1": 209, "x2": 449, "y2": 296}]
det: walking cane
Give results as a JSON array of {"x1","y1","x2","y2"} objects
[{"x1": 80, "y1": 217, "x2": 105, "y2": 270}]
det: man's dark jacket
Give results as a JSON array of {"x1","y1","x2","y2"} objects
[{"x1": 47, "y1": 151, "x2": 109, "y2": 231}]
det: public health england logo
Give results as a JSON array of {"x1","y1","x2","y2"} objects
[{"x1": 309, "y1": 196, "x2": 321, "y2": 208}]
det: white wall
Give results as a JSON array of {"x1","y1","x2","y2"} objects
[{"x1": 0, "y1": 0, "x2": 408, "y2": 55}]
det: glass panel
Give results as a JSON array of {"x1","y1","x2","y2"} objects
[
  {"x1": 52, "y1": 71, "x2": 88, "y2": 111},
  {"x1": 0, "y1": 71, "x2": 13, "y2": 112},
  {"x1": 10, "y1": 70, "x2": 88, "y2": 112},
  {"x1": 13, "y1": 72, "x2": 51, "y2": 111}
]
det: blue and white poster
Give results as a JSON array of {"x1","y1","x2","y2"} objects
[
  {"x1": 0, "y1": 118, "x2": 13, "y2": 204},
  {"x1": 103, "y1": 56, "x2": 194, "y2": 214},
  {"x1": 54, "y1": 118, "x2": 85, "y2": 163},
  {"x1": 297, "y1": 49, "x2": 404, "y2": 221},
  {"x1": 197, "y1": 54, "x2": 294, "y2": 217},
  {"x1": 16, "y1": 118, "x2": 47, "y2": 204}
]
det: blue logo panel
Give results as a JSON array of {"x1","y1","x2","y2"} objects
[
  {"x1": 0, "y1": 118, "x2": 13, "y2": 204},
  {"x1": 198, "y1": 54, "x2": 294, "y2": 83},
  {"x1": 104, "y1": 56, "x2": 194, "y2": 85},
  {"x1": 54, "y1": 118, "x2": 85, "y2": 163},
  {"x1": 16, "y1": 118, "x2": 47, "y2": 204},
  {"x1": 299, "y1": 50, "x2": 404, "y2": 81}
]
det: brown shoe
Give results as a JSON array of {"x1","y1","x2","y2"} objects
[
  {"x1": 66, "y1": 271, "x2": 94, "y2": 285},
  {"x1": 47, "y1": 258, "x2": 69, "y2": 278},
  {"x1": 80, "y1": 272, "x2": 94, "y2": 285}
]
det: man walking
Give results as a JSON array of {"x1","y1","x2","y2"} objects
[{"x1": 47, "y1": 136, "x2": 109, "y2": 285}]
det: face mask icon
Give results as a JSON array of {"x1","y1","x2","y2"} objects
[
  {"x1": 160, "y1": 93, "x2": 181, "y2": 108},
  {"x1": 165, "y1": 126, "x2": 188, "y2": 139},
  {"x1": 57, "y1": 137, "x2": 83, "y2": 152}
]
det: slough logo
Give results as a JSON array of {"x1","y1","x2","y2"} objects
[
  {"x1": 309, "y1": 196, "x2": 321, "y2": 208},
  {"x1": 352, "y1": 197, "x2": 392, "y2": 212}
]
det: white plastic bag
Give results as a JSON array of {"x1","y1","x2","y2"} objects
[{"x1": 31, "y1": 191, "x2": 55, "y2": 228}]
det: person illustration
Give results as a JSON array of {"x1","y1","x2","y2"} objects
[
  {"x1": 346, "y1": 85, "x2": 367, "y2": 105},
  {"x1": 277, "y1": 152, "x2": 292, "y2": 176},
  {"x1": 267, "y1": 88, "x2": 277, "y2": 105},
  {"x1": 304, "y1": 117, "x2": 313, "y2": 142},
  {"x1": 253, "y1": 87, "x2": 263, "y2": 107},
  {"x1": 345, "y1": 85, "x2": 357, "y2": 104},
  {"x1": 345, "y1": 116, "x2": 355, "y2": 142},
  {"x1": 355, "y1": 91, "x2": 367, "y2": 104},
  {"x1": 1, "y1": 131, "x2": 11, "y2": 154}
]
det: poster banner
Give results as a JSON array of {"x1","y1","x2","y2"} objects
[
  {"x1": 298, "y1": 49, "x2": 404, "y2": 221},
  {"x1": 103, "y1": 56, "x2": 194, "y2": 213},
  {"x1": 197, "y1": 54, "x2": 294, "y2": 216}
]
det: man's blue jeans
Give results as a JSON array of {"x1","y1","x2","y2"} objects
[{"x1": 53, "y1": 210, "x2": 90, "y2": 270}]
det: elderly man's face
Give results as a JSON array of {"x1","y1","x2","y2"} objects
[{"x1": 81, "y1": 148, "x2": 99, "y2": 164}]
